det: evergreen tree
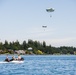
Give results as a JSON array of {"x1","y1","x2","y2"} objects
[{"x1": 22, "y1": 40, "x2": 27, "y2": 50}]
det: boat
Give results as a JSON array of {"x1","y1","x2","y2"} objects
[{"x1": 4, "y1": 57, "x2": 24, "y2": 63}]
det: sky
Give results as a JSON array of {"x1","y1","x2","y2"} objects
[{"x1": 0, "y1": 0, "x2": 76, "y2": 47}]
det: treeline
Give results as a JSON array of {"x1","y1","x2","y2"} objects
[{"x1": 0, "y1": 39, "x2": 76, "y2": 54}]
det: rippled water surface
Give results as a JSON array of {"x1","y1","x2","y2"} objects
[{"x1": 0, "y1": 55, "x2": 76, "y2": 75}]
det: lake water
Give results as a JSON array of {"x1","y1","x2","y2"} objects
[{"x1": 0, "y1": 55, "x2": 76, "y2": 75}]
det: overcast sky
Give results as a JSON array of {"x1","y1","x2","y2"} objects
[{"x1": 0, "y1": 0, "x2": 76, "y2": 47}]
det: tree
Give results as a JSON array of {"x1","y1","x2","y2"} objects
[
  {"x1": 22, "y1": 41, "x2": 27, "y2": 50},
  {"x1": 42, "y1": 41, "x2": 46, "y2": 48},
  {"x1": 0, "y1": 42, "x2": 3, "y2": 50},
  {"x1": 3, "y1": 40, "x2": 9, "y2": 50}
]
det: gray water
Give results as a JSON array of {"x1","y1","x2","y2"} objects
[{"x1": 0, "y1": 55, "x2": 76, "y2": 75}]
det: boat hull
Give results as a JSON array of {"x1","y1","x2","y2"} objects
[{"x1": 11, "y1": 60, "x2": 24, "y2": 63}]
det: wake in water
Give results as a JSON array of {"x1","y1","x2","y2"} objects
[
  {"x1": 0, "y1": 61, "x2": 8, "y2": 63},
  {"x1": 0, "y1": 61, "x2": 24, "y2": 64}
]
